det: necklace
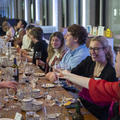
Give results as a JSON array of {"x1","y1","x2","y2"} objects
[{"x1": 93, "y1": 63, "x2": 106, "y2": 77}]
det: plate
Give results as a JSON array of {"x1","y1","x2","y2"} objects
[
  {"x1": 21, "y1": 100, "x2": 43, "y2": 112},
  {"x1": 47, "y1": 113, "x2": 61, "y2": 119},
  {"x1": 33, "y1": 73, "x2": 45, "y2": 77},
  {"x1": 21, "y1": 105, "x2": 42, "y2": 112},
  {"x1": 41, "y1": 83, "x2": 55, "y2": 88}
]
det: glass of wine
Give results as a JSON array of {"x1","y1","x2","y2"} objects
[
  {"x1": 35, "y1": 51, "x2": 41, "y2": 66},
  {"x1": 24, "y1": 65, "x2": 32, "y2": 80}
]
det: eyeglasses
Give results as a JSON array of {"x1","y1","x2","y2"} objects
[{"x1": 89, "y1": 47, "x2": 105, "y2": 52}]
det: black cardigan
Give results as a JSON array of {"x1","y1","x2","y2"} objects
[
  {"x1": 32, "y1": 40, "x2": 48, "y2": 70},
  {"x1": 71, "y1": 56, "x2": 118, "y2": 82},
  {"x1": 71, "y1": 56, "x2": 118, "y2": 120}
]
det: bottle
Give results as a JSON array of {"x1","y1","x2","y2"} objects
[
  {"x1": 72, "y1": 100, "x2": 84, "y2": 120},
  {"x1": 105, "y1": 27, "x2": 112, "y2": 38},
  {"x1": 12, "y1": 58, "x2": 19, "y2": 82}
]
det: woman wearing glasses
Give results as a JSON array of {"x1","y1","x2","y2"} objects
[
  {"x1": 47, "y1": 36, "x2": 118, "y2": 119},
  {"x1": 60, "y1": 51, "x2": 120, "y2": 120},
  {"x1": 47, "y1": 36, "x2": 117, "y2": 119},
  {"x1": 70, "y1": 36, "x2": 118, "y2": 120}
]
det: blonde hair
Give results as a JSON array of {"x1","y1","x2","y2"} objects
[
  {"x1": 90, "y1": 36, "x2": 114, "y2": 65},
  {"x1": 2, "y1": 21, "x2": 11, "y2": 32},
  {"x1": 47, "y1": 32, "x2": 65, "y2": 60}
]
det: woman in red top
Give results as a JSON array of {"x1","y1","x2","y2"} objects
[{"x1": 60, "y1": 51, "x2": 120, "y2": 119}]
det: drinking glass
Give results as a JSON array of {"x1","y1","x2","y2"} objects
[
  {"x1": 26, "y1": 111, "x2": 36, "y2": 120},
  {"x1": 24, "y1": 65, "x2": 32, "y2": 78},
  {"x1": 53, "y1": 61, "x2": 61, "y2": 86},
  {"x1": 35, "y1": 51, "x2": 41, "y2": 66},
  {"x1": 5, "y1": 67, "x2": 16, "y2": 99},
  {"x1": 6, "y1": 87, "x2": 16, "y2": 99}
]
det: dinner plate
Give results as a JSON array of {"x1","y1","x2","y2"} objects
[
  {"x1": 41, "y1": 83, "x2": 55, "y2": 88},
  {"x1": 33, "y1": 72, "x2": 45, "y2": 77}
]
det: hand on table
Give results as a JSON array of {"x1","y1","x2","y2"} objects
[
  {"x1": 37, "y1": 60, "x2": 45, "y2": 67},
  {"x1": 45, "y1": 72, "x2": 58, "y2": 82},
  {"x1": 0, "y1": 81, "x2": 18, "y2": 91}
]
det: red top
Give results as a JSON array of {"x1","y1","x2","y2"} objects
[{"x1": 89, "y1": 78, "x2": 120, "y2": 103}]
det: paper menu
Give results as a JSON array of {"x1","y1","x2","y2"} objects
[{"x1": 98, "y1": 26, "x2": 104, "y2": 36}]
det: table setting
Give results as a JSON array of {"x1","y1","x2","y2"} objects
[{"x1": 0, "y1": 42, "x2": 98, "y2": 120}]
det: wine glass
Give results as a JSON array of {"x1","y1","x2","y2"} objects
[
  {"x1": 6, "y1": 86, "x2": 16, "y2": 99},
  {"x1": 53, "y1": 61, "x2": 61, "y2": 86},
  {"x1": 5, "y1": 67, "x2": 16, "y2": 99},
  {"x1": 24, "y1": 65, "x2": 32, "y2": 81},
  {"x1": 35, "y1": 51, "x2": 41, "y2": 66}
]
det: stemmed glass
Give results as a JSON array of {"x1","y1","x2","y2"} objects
[
  {"x1": 53, "y1": 61, "x2": 61, "y2": 86},
  {"x1": 24, "y1": 65, "x2": 32, "y2": 81},
  {"x1": 43, "y1": 105, "x2": 47, "y2": 120},
  {"x1": 2, "y1": 67, "x2": 17, "y2": 111},
  {"x1": 35, "y1": 51, "x2": 41, "y2": 66},
  {"x1": 24, "y1": 65, "x2": 33, "y2": 99},
  {"x1": 6, "y1": 42, "x2": 11, "y2": 59},
  {"x1": 57, "y1": 63, "x2": 69, "y2": 87},
  {"x1": 5, "y1": 67, "x2": 16, "y2": 99}
]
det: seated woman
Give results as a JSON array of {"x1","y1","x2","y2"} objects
[
  {"x1": 1, "y1": 21, "x2": 15, "y2": 41},
  {"x1": 49, "y1": 36, "x2": 118, "y2": 120},
  {"x1": 22, "y1": 27, "x2": 48, "y2": 70},
  {"x1": 71, "y1": 36, "x2": 118, "y2": 120},
  {"x1": 21, "y1": 24, "x2": 35, "y2": 50},
  {"x1": 60, "y1": 51, "x2": 120, "y2": 120},
  {"x1": 38, "y1": 32, "x2": 67, "y2": 73}
]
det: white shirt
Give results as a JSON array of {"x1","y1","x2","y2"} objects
[
  {"x1": 6, "y1": 27, "x2": 15, "y2": 38},
  {"x1": 21, "y1": 34, "x2": 32, "y2": 50}
]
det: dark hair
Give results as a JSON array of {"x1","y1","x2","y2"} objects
[
  {"x1": 20, "y1": 19, "x2": 27, "y2": 28},
  {"x1": 14, "y1": 19, "x2": 19, "y2": 27},
  {"x1": 68, "y1": 24, "x2": 88, "y2": 45},
  {"x1": 26, "y1": 25, "x2": 35, "y2": 31},
  {"x1": 29, "y1": 27, "x2": 43, "y2": 41}
]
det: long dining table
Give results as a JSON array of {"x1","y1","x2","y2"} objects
[{"x1": 0, "y1": 47, "x2": 98, "y2": 120}]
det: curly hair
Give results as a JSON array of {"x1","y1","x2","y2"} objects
[
  {"x1": 67, "y1": 24, "x2": 88, "y2": 45},
  {"x1": 47, "y1": 32, "x2": 66, "y2": 60},
  {"x1": 29, "y1": 27, "x2": 43, "y2": 41},
  {"x1": 90, "y1": 36, "x2": 114, "y2": 66}
]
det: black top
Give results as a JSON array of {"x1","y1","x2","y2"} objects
[
  {"x1": 71, "y1": 56, "x2": 118, "y2": 120},
  {"x1": 33, "y1": 40, "x2": 48, "y2": 70},
  {"x1": 71, "y1": 56, "x2": 117, "y2": 82}
]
